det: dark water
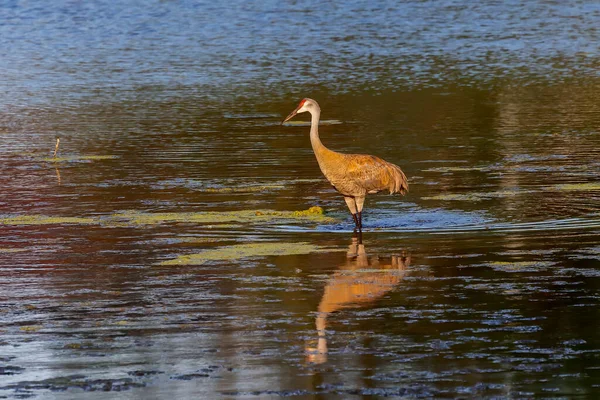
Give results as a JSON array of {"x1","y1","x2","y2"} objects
[{"x1": 2, "y1": 1, "x2": 600, "y2": 398}]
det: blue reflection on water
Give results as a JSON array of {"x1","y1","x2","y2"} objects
[{"x1": 2, "y1": 0, "x2": 600, "y2": 107}]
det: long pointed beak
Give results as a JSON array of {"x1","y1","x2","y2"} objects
[{"x1": 282, "y1": 105, "x2": 301, "y2": 125}]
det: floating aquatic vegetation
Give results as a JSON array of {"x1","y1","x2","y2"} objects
[
  {"x1": 20, "y1": 325, "x2": 42, "y2": 332},
  {"x1": 553, "y1": 182, "x2": 600, "y2": 191},
  {"x1": 114, "y1": 207, "x2": 335, "y2": 226},
  {"x1": 292, "y1": 206, "x2": 324, "y2": 217},
  {"x1": 474, "y1": 260, "x2": 555, "y2": 272},
  {"x1": 160, "y1": 242, "x2": 324, "y2": 265},
  {"x1": 151, "y1": 178, "x2": 322, "y2": 192},
  {"x1": 421, "y1": 193, "x2": 486, "y2": 202},
  {"x1": 111, "y1": 210, "x2": 244, "y2": 225},
  {"x1": 422, "y1": 165, "x2": 491, "y2": 173},
  {"x1": 0, "y1": 248, "x2": 27, "y2": 253},
  {"x1": 0, "y1": 207, "x2": 336, "y2": 227},
  {"x1": 422, "y1": 189, "x2": 527, "y2": 202},
  {"x1": 41, "y1": 155, "x2": 119, "y2": 163},
  {"x1": 165, "y1": 236, "x2": 223, "y2": 244},
  {"x1": 0, "y1": 215, "x2": 96, "y2": 225},
  {"x1": 202, "y1": 185, "x2": 285, "y2": 193}
]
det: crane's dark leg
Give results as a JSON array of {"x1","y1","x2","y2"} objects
[
  {"x1": 344, "y1": 196, "x2": 360, "y2": 230},
  {"x1": 355, "y1": 196, "x2": 366, "y2": 231}
]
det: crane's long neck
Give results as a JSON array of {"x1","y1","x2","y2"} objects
[{"x1": 309, "y1": 109, "x2": 333, "y2": 160}]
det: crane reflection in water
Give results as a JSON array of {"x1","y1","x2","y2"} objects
[{"x1": 306, "y1": 234, "x2": 411, "y2": 364}]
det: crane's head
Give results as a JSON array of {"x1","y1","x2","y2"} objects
[{"x1": 282, "y1": 98, "x2": 319, "y2": 124}]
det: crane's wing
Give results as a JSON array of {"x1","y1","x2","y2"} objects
[{"x1": 344, "y1": 154, "x2": 408, "y2": 195}]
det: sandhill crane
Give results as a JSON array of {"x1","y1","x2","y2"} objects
[{"x1": 283, "y1": 98, "x2": 408, "y2": 231}]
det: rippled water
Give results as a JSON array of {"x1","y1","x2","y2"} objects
[{"x1": 2, "y1": 0, "x2": 600, "y2": 398}]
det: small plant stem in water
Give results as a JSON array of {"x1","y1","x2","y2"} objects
[{"x1": 53, "y1": 137, "x2": 60, "y2": 158}]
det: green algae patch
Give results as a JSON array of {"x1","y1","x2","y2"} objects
[
  {"x1": 202, "y1": 185, "x2": 285, "y2": 193},
  {"x1": 425, "y1": 184, "x2": 600, "y2": 201},
  {"x1": 553, "y1": 182, "x2": 600, "y2": 191},
  {"x1": 0, "y1": 207, "x2": 336, "y2": 228},
  {"x1": 41, "y1": 155, "x2": 119, "y2": 163},
  {"x1": 171, "y1": 236, "x2": 224, "y2": 244},
  {"x1": 160, "y1": 242, "x2": 323, "y2": 265},
  {"x1": 292, "y1": 206, "x2": 324, "y2": 217},
  {"x1": 114, "y1": 207, "x2": 336, "y2": 226},
  {"x1": 422, "y1": 193, "x2": 485, "y2": 202},
  {"x1": 423, "y1": 189, "x2": 526, "y2": 202},
  {"x1": 0, "y1": 248, "x2": 27, "y2": 253},
  {"x1": 483, "y1": 260, "x2": 555, "y2": 272},
  {"x1": 423, "y1": 166, "x2": 489, "y2": 173},
  {"x1": 20, "y1": 325, "x2": 42, "y2": 332},
  {"x1": 111, "y1": 210, "x2": 242, "y2": 225},
  {"x1": 0, "y1": 215, "x2": 96, "y2": 225}
]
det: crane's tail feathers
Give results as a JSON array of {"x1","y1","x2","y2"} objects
[{"x1": 389, "y1": 164, "x2": 409, "y2": 195}]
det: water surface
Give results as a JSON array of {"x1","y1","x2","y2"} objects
[{"x1": 1, "y1": 0, "x2": 600, "y2": 398}]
